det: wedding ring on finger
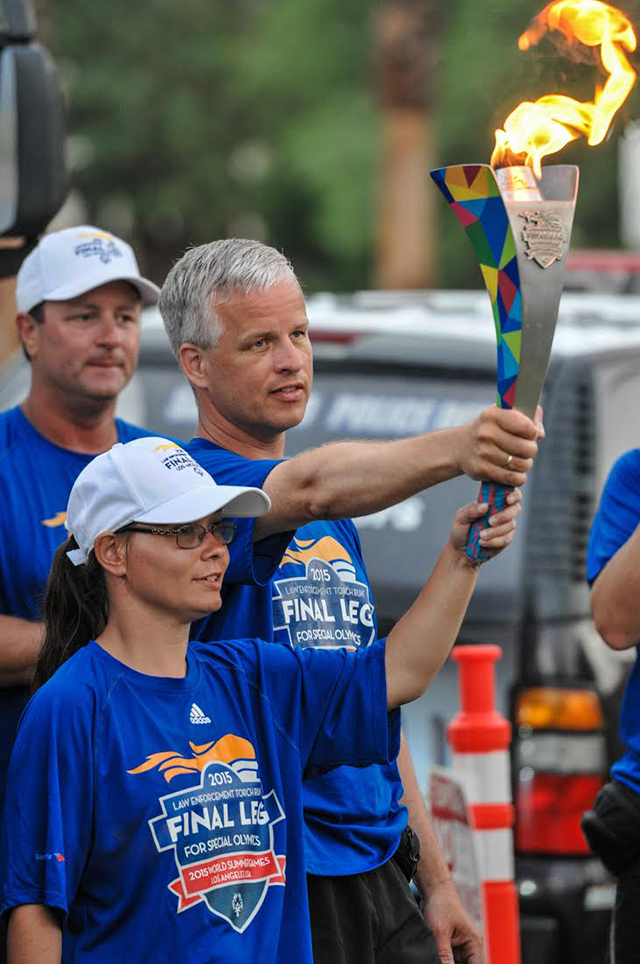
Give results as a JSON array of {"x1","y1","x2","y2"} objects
[{"x1": 505, "y1": 454, "x2": 514, "y2": 469}]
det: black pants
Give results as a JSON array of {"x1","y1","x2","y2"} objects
[
  {"x1": 581, "y1": 781, "x2": 640, "y2": 964},
  {"x1": 607, "y1": 864, "x2": 640, "y2": 964},
  {"x1": 307, "y1": 831, "x2": 440, "y2": 964}
]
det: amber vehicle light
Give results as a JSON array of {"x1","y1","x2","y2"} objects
[
  {"x1": 515, "y1": 687, "x2": 604, "y2": 730},
  {"x1": 514, "y1": 686, "x2": 606, "y2": 855}
]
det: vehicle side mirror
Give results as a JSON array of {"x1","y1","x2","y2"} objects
[
  {"x1": 0, "y1": 0, "x2": 68, "y2": 276},
  {"x1": 0, "y1": 0, "x2": 37, "y2": 43}
]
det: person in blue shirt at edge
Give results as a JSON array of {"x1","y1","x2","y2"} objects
[
  {"x1": 159, "y1": 239, "x2": 543, "y2": 964},
  {"x1": 1, "y1": 434, "x2": 519, "y2": 963},
  {"x1": 582, "y1": 449, "x2": 640, "y2": 963},
  {"x1": 0, "y1": 225, "x2": 162, "y2": 820}
]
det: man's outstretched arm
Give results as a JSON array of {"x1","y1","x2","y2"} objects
[{"x1": 255, "y1": 405, "x2": 541, "y2": 539}]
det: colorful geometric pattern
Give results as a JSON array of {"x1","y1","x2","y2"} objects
[
  {"x1": 431, "y1": 164, "x2": 521, "y2": 561},
  {"x1": 430, "y1": 164, "x2": 521, "y2": 410}
]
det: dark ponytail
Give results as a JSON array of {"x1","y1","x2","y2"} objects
[{"x1": 33, "y1": 535, "x2": 109, "y2": 691}]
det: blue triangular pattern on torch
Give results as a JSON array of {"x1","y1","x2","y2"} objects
[
  {"x1": 502, "y1": 255, "x2": 520, "y2": 288},
  {"x1": 479, "y1": 198, "x2": 511, "y2": 266},
  {"x1": 508, "y1": 289, "x2": 522, "y2": 323},
  {"x1": 501, "y1": 313, "x2": 522, "y2": 333},
  {"x1": 429, "y1": 169, "x2": 454, "y2": 204},
  {"x1": 498, "y1": 340, "x2": 520, "y2": 381},
  {"x1": 459, "y1": 198, "x2": 489, "y2": 219},
  {"x1": 495, "y1": 290, "x2": 510, "y2": 331},
  {"x1": 498, "y1": 341, "x2": 519, "y2": 380},
  {"x1": 497, "y1": 374, "x2": 517, "y2": 399}
]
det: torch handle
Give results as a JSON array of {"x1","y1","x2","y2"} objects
[{"x1": 466, "y1": 481, "x2": 514, "y2": 562}]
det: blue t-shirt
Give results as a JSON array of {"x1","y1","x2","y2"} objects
[
  {"x1": 587, "y1": 449, "x2": 640, "y2": 792},
  {"x1": 0, "y1": 409, "x2": 288, "y2": 817},
  {"x1": 0, "y1": 407, "x2": 149, "y2": 813},
  {"x1": 1, "y1": 637, "x2": 399, "y2": 964},
  {"x1": 186, "y1": 439, "x2": 408, "y2": 876},
  {"x1": 0, "y1": 407, "x2": 151, "y2": 620}
]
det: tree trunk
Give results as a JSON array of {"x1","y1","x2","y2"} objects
[
  {"x1": 374, "y1": 0, "x2": 441, "y2": 289},
  {"x1": 0, "y1": 275, "x2": 18, "y2": 366}
]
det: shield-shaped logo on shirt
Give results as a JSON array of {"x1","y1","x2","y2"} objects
[
  {"x1": 273, "y1": 556, "x2": 375, "y2": 651},
  {"x1": 149, "y1": 759, "x2": 285, "y2": 932}
]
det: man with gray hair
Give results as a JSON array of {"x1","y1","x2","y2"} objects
[{"x1": 159, "y1": 238, "x2": 541, "y2": 964}]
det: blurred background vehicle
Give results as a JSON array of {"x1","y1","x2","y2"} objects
[{"x1": 2, "y1": 286, "x2": 638, "y2": 963}]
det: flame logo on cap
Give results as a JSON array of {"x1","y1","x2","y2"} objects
[
  {"x1": 128, "y1": 734, "x2": 257, "y2": 784},
  {"x1": 77, "y1": 231, "x2": 115, "y2": 241},
  {"x1": 154, "y1": 443, "x2": 183, "y2": 452}
]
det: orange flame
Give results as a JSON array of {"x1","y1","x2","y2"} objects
[{"x1": 492, "y1": 1, "x2": 637, "y2": 176}]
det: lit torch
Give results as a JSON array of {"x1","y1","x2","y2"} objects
[
  {"x1": 431, "y1": 0, "x2": 637, "y2": 562},
  {"x1": 494, "y1": 0, "x2": 637, "y2": 175}
]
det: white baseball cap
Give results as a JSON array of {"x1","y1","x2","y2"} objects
[
  {"x1": 16, "y1": 225, "x2": 161, "y2": 314},
  {"x1": 65, "y1": 436, "x2": 271, "y2": 566}
]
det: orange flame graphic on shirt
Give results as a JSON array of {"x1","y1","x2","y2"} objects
[
  {"x1": 128, "y1": 733, "x2": 256, "y2": 783},
  {"x1": 280, "y1": 536, "x2": 353, "y2": 569},
  {"x1": 41, "y1": 511, "x2": 67, "y2": 528},
  {"x1": 492, "y1": 0, "x2": 637, "y2": 176}
]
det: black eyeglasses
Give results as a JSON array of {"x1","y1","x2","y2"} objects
[{"x1": 120, "y1": 520, "x2": 237, "y2": 549}]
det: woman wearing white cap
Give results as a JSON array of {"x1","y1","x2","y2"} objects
[{"x1": 0, "y1": 436, "x2": 516, "y2": 964}]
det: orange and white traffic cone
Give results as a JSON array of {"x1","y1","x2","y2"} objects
[{"x1": 448, "y1": 644, "x2": 521, "y2": 964}]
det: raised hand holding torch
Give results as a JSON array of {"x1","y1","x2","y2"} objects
[{"x1": 431, "y1": 0, "x2": 637, "y2": 562}]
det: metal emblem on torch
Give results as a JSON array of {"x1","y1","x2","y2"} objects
[{"x1": 519, "y1": 211, "x2": 566, "y2": 268}]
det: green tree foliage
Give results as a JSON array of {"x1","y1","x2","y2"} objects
[
  {"x1": 51, "y1": 0, "x2": 640, "y2": 290},
  {"x1": 51, "y1": 0, "x2": 377, "y2": 289}
]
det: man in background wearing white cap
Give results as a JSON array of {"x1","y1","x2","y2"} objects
[{"x1": 0, "y1": 225, "x2": 160, "y2": 823}]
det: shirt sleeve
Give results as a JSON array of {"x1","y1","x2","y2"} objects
[
  {"x1": 247, "y1": 639, "x2": 400, "y2": 776},
  {"x1": 587, "y1": 450, "x2": 640, "y2": 584},
  {"x1": 1, "y1": 680, "x2": 95, "y2": 917},
  {"x1": 187, "y1": 443, "x2": 294, "y2": 586}
]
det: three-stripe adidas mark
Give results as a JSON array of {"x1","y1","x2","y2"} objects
[{"x1": 189, "y1": 703, "x2": 211, "y2": 724}]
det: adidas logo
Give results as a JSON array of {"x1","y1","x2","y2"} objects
[{"x1": 189, "y1": 703, "x2": 211, "y2": 725}]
